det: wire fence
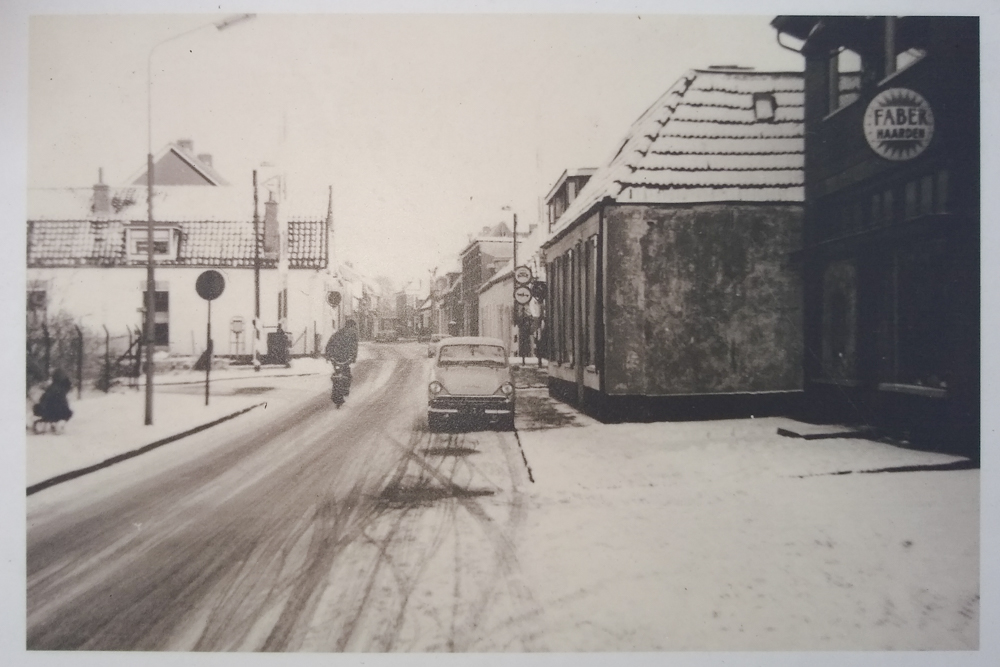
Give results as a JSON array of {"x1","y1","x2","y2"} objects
[
  {"x1": 26, "y1": 318, "x2": 143, "y2": 397},
  {"x1": 26, "y1": 318, "x2": 324, "y2": 396}
]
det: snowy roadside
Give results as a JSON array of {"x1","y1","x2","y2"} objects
[
  {"x1": 25, "y1": 388, "x2": 267, "y2": 489},
  {"x1": 23, "y1": 353, "x2": 355, "y2": 489},
  {"x1": 514, "y1": 412, "x2": 979, "y2": 650}
]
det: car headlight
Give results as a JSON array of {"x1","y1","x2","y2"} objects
[
  {"x1": 429, "y1": 381, "x2": 444, "y2": 395},
  {"x1": 499, "y1": 382, "x2": 514, "y2": 396}
]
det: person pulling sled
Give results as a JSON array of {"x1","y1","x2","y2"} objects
[{"x1": 32, "y1": 368, "x2": 73, "y2": 433}]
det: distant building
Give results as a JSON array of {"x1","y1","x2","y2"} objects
[
  {"x1": 458, "y1": 222, "x2": 521, "y2": 336},
  {"x1": 542, "y1": 67, "x2": 805, "y2": 421},
  {"x1": 479, "y1": 215, "x2": 548, "y2": 357},
  {"x1": 772, "y1": 16, "x2": 980, "y2": 458},
  {"x1": 27, "y1": 141, "x2": 343, "y2": 360}
]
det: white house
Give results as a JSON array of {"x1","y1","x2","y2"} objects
[{"x1": 27, "y1": 142, "x2": 349, "y2": 360}]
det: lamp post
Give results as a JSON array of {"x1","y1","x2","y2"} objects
[{"x1": 143, "y1": 14, "x2": 255, "y2": 425}]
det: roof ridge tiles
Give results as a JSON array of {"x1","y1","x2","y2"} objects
[
  {"x1": 631, "y1": 166, "x2": 804, "y2": 173},
  {"x1": 665, "y1": 131, "x2": 805, "y2": 139},
  {"x1": 695, "y1": 86, "x2": 804, "y2": 95},
  {"x1": 616, "y1": 181, "x2": 803, "y2": 191},
  {"x1": 681, "y1": 101, "x2": 805, "y2": 110},
  {"x1": 649, "y1": 150, "x2": 803, "y2": 156},
  {"x1": 666, "y1": 117, "x2": 803, "y2": 125}
]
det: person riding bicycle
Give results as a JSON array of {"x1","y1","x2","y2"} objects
[{"x1": 325, "y1": 319, "x2": 358, "y2": 392}]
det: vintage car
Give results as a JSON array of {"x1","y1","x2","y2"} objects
[{"x1": 427, "y1": 336, "x2": 515, "y2": 432}]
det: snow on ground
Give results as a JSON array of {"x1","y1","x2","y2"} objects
[
  {"x1": 516, "y1": 416, "x2": 979, "y2": 650},
  {"x1": 25, "y1": 356, "x2": 335, "y2": 487},
  {"x1": 26, "y1": 389, "x2": 265, "y2": 487}
]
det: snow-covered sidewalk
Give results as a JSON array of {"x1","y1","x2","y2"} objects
[
  {"x1": 516, "y1": 415, "x2": 979, "y2": 650},
  {"x1": 26, "y1": 389, "x2": 267, "y2": 489},
  {"x1": 25, "y1": 356, "x2": 333, "y2": 489}
]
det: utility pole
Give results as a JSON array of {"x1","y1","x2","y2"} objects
[{"x1": 253, "y1": 170, "x2": 261, "y2": 371}]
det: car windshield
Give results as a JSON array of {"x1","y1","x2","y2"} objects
[{"x1": 438, "y1": 344, "x2": 506, "y2": 366}]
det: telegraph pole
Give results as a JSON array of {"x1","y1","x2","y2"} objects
[{"x1": 253, "y1": 170, "x2": 261, "y2": 371}]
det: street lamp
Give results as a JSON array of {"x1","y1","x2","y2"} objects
[{"x1": 143, "y1": 13, "x2": 255, "y2": 425}]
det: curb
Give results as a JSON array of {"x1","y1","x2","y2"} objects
[
  {"x1": 27, "y1": 401, "x2": 268, "y2": 496},
  {"x1": 140, "y1": 371, "x2": 324, "y2": 388}
]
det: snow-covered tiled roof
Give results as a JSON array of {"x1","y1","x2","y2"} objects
[
  {"x1": 27, "y1": 219, "x2": 328, "y2": 269},
  {"x1": 550, "y1": 68, "x2": 805, "y2": 238}
]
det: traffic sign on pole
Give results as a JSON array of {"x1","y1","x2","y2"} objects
[{"x1": 514, "y1": 285, "x2": 532, "y2": 305}]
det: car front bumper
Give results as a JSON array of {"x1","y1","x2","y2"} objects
[{"x1": 429, "y1": 395, "x2": 514, "y2": 417}]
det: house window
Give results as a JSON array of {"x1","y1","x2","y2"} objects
[
  {"x1": 277, "y1": 288, "x2": 289, "y2": 323},
  {"x1": 147, "y1": 289, "x2": 169, "y2": 346},
  {"x1": 583, "y1": 235, "x2": 598, "y2": 367},
  {"x1": 582, "y1": 240, "x2": 591, "y2": 366},
  {"x1": 884, "y1": 18, "x2": 927, "y2": 79},
  {"x1": 129, "y1": 227, "x2": 179, "y2": 261},
  {"x1": 565, "y1": 249, "x2": 575, "y2": 365},
  {"x1": 828, "y1": 48, "x2": 862, "y2": 113},
  {"x1": 895, "y1": 47, "x2": 926, "y2": 72},
  {"x1": 27, "y1": 289, "x2": 47, "y2": 315},
  {"x1": 753, "y1": 93, "x2": 777, "y2": 122}
]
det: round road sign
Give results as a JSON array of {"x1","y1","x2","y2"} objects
[
  {"x1": 514, "y1": 285, "x2": 532, "y2": 305},
  {"x1": 195, "y1": 270, "x2": 226, "y2": 301},
  {"x1": 513, "y1": 265, "x2": 533, "y2": 285}
]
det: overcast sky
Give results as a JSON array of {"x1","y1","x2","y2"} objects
[{"x1": 25, "y1": 11, "x2": 812, "y2": 285}]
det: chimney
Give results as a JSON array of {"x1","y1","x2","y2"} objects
[
  {"x1": 197, "y1": 153, "x2": 213, "y2": 167},
  {"x1": 263, "y1": 194, "x2": 279, "y2": 256},
  {"x1": 92, "y1": 167, "x2": 111, "y2": 216},
  {"x1": 177, "y1": 139, "x2": 194, "y2": 153}
]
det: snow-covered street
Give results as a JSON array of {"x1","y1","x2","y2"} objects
[
  {"x1": 25, "y1": 344, "x2": 979, "y2": 651},
  {"x1": 517, "y1": 412, "x2": 978, "y2": 650}
]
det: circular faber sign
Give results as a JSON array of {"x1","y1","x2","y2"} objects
[
  {"x1": 863, "y1": 88, "x2": 935, "y2": 161},
  {"x1": 514, "y1": 286, "x2": 532, "y2": 305}
]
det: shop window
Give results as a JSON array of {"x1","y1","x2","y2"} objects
[
  {"x1": 904, "y1": 173, "x2": 947, "y2": 220},
  {"x1": 893, "y1": 244, "x2": 949, "y2": 389},
  {"x1": 919, "y1": 175, "x2": 934, "y2": 216},
  {"x1": 904, "y1": 181, "x2": 918, "y2": 219},
  {"x1": 821, "y1": 261, "x2": 857, "y2": 382},
  {"x1": 881, "y1": 189, "x2": 895, "y2": 224},
  {"x1": 935, "y1": 170, "x2": 950, "y2": 213}
]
